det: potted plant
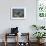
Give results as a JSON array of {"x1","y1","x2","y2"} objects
[{"x1": 33, "y1": 32, "x2": 46, "y2": 43}]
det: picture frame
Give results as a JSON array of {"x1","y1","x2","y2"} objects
[
  {"x1": 37, "y1": 0, "x2": 46, "y2": 20},
  {"x1": 11, "y1": 7, "x2": 26, "y2": 19}
]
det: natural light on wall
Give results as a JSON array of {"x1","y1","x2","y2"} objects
[{"x1": 37, "y1": 0, "x2": 46, "y2": 20}]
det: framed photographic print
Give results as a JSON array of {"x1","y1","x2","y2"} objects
[
  {"x1": 37, "y1": 0, "x2": 46, "y2": 20},
  {"x1": 11, "y1": 7, "x2": 26, "y2": 19}
]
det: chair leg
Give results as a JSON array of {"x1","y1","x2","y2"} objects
[
  {"x1": 4, "y1": 34, "x2": 7, "y2": 46},
  {"x1": 4, "y1": 41, "x2": 7, "y2": 46}
]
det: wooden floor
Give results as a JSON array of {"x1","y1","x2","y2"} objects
[{"x1": 0, "y1": 42, "x2": 46, "y2": 46}]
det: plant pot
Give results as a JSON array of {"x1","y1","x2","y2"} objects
[
  {"x1": 40, "y1": 38, "x2": 45, "y2": 43},
  {"x1": 37, "y1": 39, "x2": 45, "y2": 44}
]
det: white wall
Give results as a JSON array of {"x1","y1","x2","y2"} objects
[{"x1": 0, "y1": 0, "x2": 36, "y2": 42}]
